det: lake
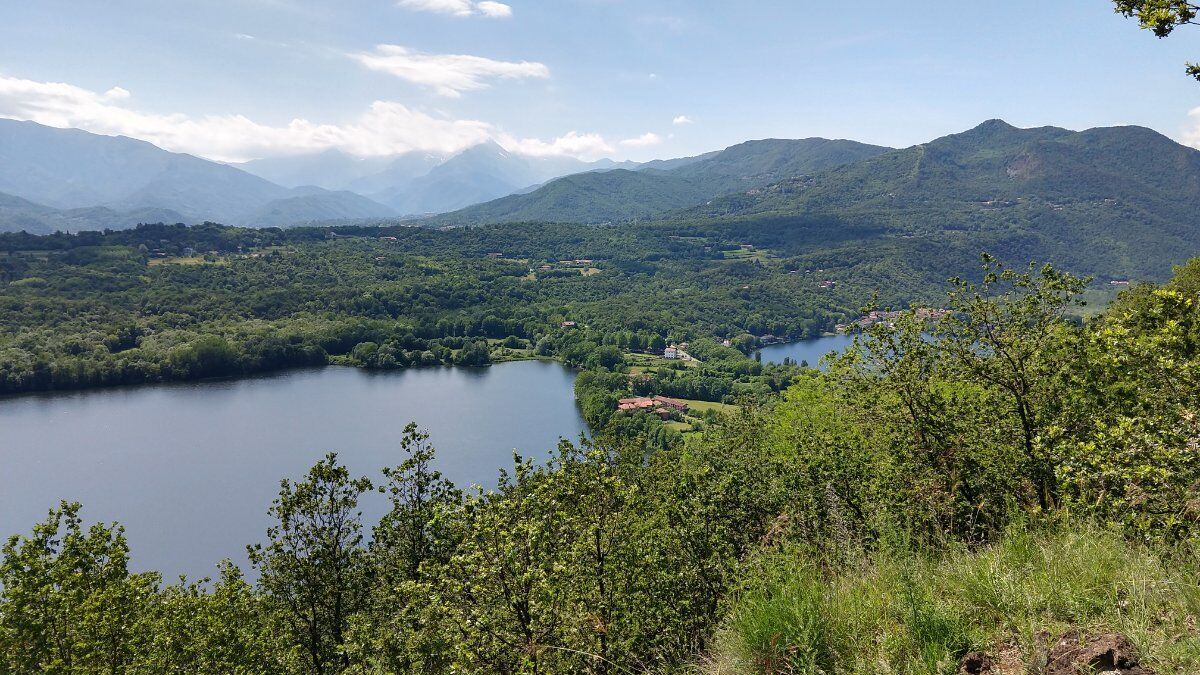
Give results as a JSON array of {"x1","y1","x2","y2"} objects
[
  {"x1": 0, "y1": 360, "x2": 586, "y2": 580},
  {"x1": 757, "y1": 333, "x2": 856, "y2": 368}
]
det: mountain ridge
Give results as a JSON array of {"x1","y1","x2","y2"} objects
[
  {"x1": 430, "y1": 137, "x2": 893, "y2": 225},
  {"x1": 658, "y1": 120, "x2": 1200, "y2": 280},
  {"x1": 0, "y1": 120, "x2": 395, "y2": 231}
]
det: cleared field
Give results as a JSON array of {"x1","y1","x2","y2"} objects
[
  {"x1": 626, "y1": 352, "x2": 700, "y2": 370},
  {"x1": 147, "y1": 256, "x2": 211, "y2": 267},
  {"x1": 1070, "y1": 284, "x2": 1126, "y2": 319},
  {"x1": 721, "y1": 248, "x2": 771, "y2": 261},
  {"x1": 680, "y1": 399, "x2": 740, "y2": 415}
]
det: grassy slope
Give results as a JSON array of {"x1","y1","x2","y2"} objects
[{"x1": 713, "y1": 525, "x2": 1200, "y2": 674}]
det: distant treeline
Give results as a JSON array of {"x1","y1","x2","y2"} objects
[{"x1": 0, "y1": 220, "x2": 951, "y2": 395}]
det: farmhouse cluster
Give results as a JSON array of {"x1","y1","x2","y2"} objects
[{"x1": 617, "y1": 395, "x2": 690, "y2": 419}]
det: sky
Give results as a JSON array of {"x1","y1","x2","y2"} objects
[{"x1": 0, "y1": 0, "x2": 1197, "y2": 163}]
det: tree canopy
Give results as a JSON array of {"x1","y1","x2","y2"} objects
[{"x1": 1115, "y1": 0, "x2": 1200, "y2": 81}]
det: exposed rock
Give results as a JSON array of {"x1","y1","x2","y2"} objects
[
  {"x1": 957, "y1": 646, "x2": 1022, "y2": 674},
  {"x1": 1044, "y1": 630, "x2": 1153, "y2": 675},
  {"x1": 960, "y1": 630, "x2": 1154, "y2": 675},
  {"x1": 958, "y1": 651, "x2": 995, "y2": 674}
]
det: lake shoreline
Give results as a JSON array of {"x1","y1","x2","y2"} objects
[
  {"x1": 0, "y1": 360, "x2": 590, "y2": 580},
  {"x1": 0, "y1": 353, "x2": 570, "y2": 402},
  {"x1": 756, "y1": 333, "x2": 857, "y2": 368}
]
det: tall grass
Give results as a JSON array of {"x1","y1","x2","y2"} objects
[{"x1": 714, "y1": 524, "x2": 1200, "y2": 674}]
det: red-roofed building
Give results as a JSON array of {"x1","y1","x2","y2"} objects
[
  {"x1": 652, "y1": 396, "x2": 689, "y2": 412},
  {"x1": 618, "y1": 396, "x2": 656, "y2": 411}
]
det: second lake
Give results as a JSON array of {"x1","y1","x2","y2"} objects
[{"x1": 757, "y1": 333, "x2": 856, "y2": 368}]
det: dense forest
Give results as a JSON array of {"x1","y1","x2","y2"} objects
[
  {"x1": 0, "y1": 220, "x2": 971, "y2": 396},
  {"x1": 2, "y1": 245, "x2": 1199, "y2": 673}
]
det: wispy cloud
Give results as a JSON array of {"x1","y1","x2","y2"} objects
[
  {"x1": 350, "y1": 45, "x2": 548, "y2": 97},
  {"x1": 476, "y1": 1, "x2": 513, "y2": 17},
  {"x1": 1185, "y1": 106, "x2": 1200, "y2": 150},
  {"x1": 619, "y1": 132, "x2": 662, "y2": 148},
  {"x1": 398, "y1": 0, "x2": 512, "y2": 18},
  {"x1": 672, "y1": 115, "x2": 693, "y2": 126},
  {"x1": 0, "y1": 73, "x2": 616, "y2": 162},
  {"x1": 230, "y1": 32, "x2": 291, "y2": 48},
  {"x1": 501, "y1": 131, "x2": 613, "y2": 159}
]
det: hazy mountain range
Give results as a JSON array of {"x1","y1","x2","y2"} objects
[
  {"x1": 1, "y1": 117, "x2": 1198, "y2": 262},
  {"x1": 0, "y1": 120, "x2": 394, "y2": 232},
  {"x1": 0, "y1": 120, "x2": 631, "y2": 234}
]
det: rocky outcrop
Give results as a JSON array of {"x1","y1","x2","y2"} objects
[
  {"x1": 1044, "y1": 631, "x2": 1153, "y2": 675},
  {"x1": 958, "y1": 630, "x2": 1155, "y2": 675}
]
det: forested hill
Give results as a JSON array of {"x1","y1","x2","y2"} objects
[
  {"x1": 421, "y1": 121, "x2": 1200, "y2": 281},
  {"x1": 662, "y1": 120, "x2": 1200, "y2": 281},
  {"x1": 690, "y1": 120, "x2": 1200, "y2": 218},
  {"x1": 429, "y1": 138, "x2": 891, "y2": 225},
  {"x1": 0, "y1": 189, "x2": 188, "y2": 236}
]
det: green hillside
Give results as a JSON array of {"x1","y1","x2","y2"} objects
[
  {"x1": 434, "y1": 138, "x2": 891, "y2": 225},
  {"x1": 671, "y1": 120, "x2": 1200, "y2": 280},
  {"x1": 246, "y1": 190, "x2": 396, "y2": 228},
  {"x1": 0, "y1": 191, "x2": 186, "y2": 235}
]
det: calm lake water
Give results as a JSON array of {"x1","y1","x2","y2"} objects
[
  {"x1": 0, "y1": 360, "x2": 586, "y2": 580},
  {"x1": 757, "y1": 333, "x2": 856, "y2": 368}
]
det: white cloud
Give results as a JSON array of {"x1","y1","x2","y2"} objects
[
  {"x1": 399, "y1": 0, "x2": 472, "y2": 15},
  {"x1": 672, "y1": 115, "x2": 693, "y2": 126},
  {"x1": 1185, "y1": 106, "x2": 1200, "y2": 150},
  {"x1": 0, "y1": 73, "x2": 616, "y2": 163},
  {"x1": 398, "y1": 0, "x2": 512, "y2": 18},
  {"x1": 619, "y1": 132, "x2": 662, "y2": 148},
  {"x1": 103, "y1": 87, "x2": 131, "y2": 101},
  {"x1": 500, "y1": 131, "x2": 613, "y2": 159},
  {"x1": 351, "y1": 45, "x2": 548, "y2": 97},
  {"x1": 476, "y1": 1, "x2": 512, "y2": 17}
]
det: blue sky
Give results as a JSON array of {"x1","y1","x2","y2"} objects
[{"x1": 0, "y1": 0, "x2": 1196, "y2": 162}]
